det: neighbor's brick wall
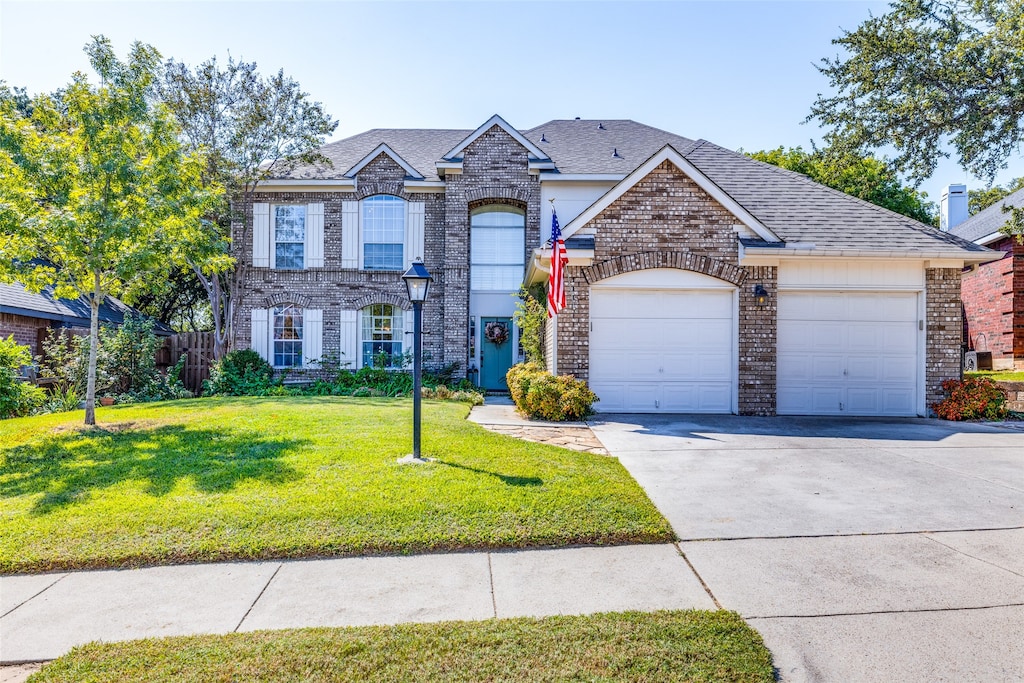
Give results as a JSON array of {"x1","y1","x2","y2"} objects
[
  {"x1": 926, "y1": 268, "x2": 963, "y2": 410},
  {"x1": 738, "y1": 266, "x2": 777, "y2": 416},
  {"x1": 0, "y1": 313, "x2": 50, "y2": 354},
  {"x1": 960, "y1": 238, "x2": 1016, "y2": 362}
]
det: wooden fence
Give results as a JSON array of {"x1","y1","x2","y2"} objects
[{"x1": 158, "y1": 332, "x2": 216, "y2": 394}]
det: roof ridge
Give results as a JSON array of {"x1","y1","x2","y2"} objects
[{"x1": 956, "y1": 186, "x2": 1024, "y2": 230}]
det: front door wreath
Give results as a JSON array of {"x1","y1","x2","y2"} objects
[{"x1": 484, "y1": 321, "x2": 509, "y2": 346}]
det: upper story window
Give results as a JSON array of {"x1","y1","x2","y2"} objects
[
  {"x1": 273, "y1": 304, "x2": 303, "y2": 368},
  {"x1": 361, "y1": 304, "x2": 404, "y2": 368},
  {"x1": 362, "y1": 195, "x2": 405, "y2": 270},
  {"x1": 274, "y1": 206, "x2": 305, "y2": 270},
  {"x1": 471, "y1": 205, "x2": 525, "y2": 291}
]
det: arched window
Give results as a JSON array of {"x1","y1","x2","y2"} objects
[
  {"x1": 362, "y1": 195, "x2": 405, "y2": 270},
  {"x1": 361, "y1": 304, "x2": 404, "y2": 368},
  {"x1": 273, "y1": 304, "x2": 303, "y2": 367},
  {"x1": 471, "y1": 205, "x2": 525, "y2": 290}
]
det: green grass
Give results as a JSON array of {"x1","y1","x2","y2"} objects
[
  {"x1": 0, "y1": 397, "x2": 673, "y2": 573},
  {"x1": 28, "y1": 611, "x2": 774, "y2": 683},
  {"x1": 965, "y1": 370, "x2": 1024, "y2": 382}
]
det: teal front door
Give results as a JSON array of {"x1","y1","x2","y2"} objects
[{"x1": 480, "y1": 317, "x2": 514, "y2": 390}]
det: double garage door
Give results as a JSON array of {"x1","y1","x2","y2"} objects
[{"x1": 588, "y1": 284, "x2": 921, "y2": 416}]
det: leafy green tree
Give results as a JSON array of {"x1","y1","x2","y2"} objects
[
  {"x1": 969, "y1": 177, "x2": 1024, "y2": 214},
  {"x1": 747, "y1": 145, "x2": 935, "y2": 223},
  {"x1": 0, "y1": 37, "x2": 215, "y2": 425},
  {"x1": 810, "y1": 0, "x2": 1024, "y2": 184},
  {"x1": 158, "y1": 56, "x2": 337, "y2": 359}
]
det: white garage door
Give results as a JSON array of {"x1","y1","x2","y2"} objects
[
  {"x1": 590, "y1": 285, "x2": 735, "y2": 413},
  {"x1": 777, "y1": 292, "x2": 920, "y2": 416}
]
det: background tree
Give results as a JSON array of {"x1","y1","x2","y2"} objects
[
  {"x1": 158, "y1": 56, "x2": 337, "y2": 359},
  {"x1": 810, "y1": 0, "x2": 1024, "y2": 185},
  {"x1": 969, "y1": 176, "x2": 1024, "y2": 213},
  {"x1": 0, "y1": 37, "x2": 214, "y2": 425},
  {"x1": 747, "y1": 145, "x2": 935, "y2": 223}
]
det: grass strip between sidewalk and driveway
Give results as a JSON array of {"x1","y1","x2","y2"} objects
[
  {"x1": 27, "y1": 610, "x2": 774, "y2": 683},
  {"x1": 0, "y1": 397, "x2": 673, "y2": 573}
]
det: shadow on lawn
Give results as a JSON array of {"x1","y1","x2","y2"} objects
[
  {"x1": 435, "y1": 459, "x2": 543, "y2": 487},
  {"x1": 1, "y1": 423, "x2": 307, "y2": 515}
]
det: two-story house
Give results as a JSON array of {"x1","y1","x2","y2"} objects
[{"x1": 235, "y1": 115, "x2": 992, "y2": 416}]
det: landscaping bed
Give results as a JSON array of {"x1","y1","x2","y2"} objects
[
  {"x1": 27, "y1": 611, "x2": 774, "y2": 683},
  {"x1": 0, "y1": 397, "x2": 673, "y2": 573}
]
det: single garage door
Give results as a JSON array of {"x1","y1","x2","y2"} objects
[
  {"x1": 589, "y1": 284, "x2": 735, "y2": 413},
  {"x1": 777, "y1": 291, "x2": 920, "y2": 416}
]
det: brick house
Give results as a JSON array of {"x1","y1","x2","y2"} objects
[
  {"x1": 236, "y1": 115, "x2": 992, "y2": 416},
  {"x1": 949, "y1": 187, "x2": 1024, "y2": 370}
]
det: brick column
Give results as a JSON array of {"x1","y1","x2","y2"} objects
[
  {"x1": 738, "y1": 266, "x2": 777, "y2": 415},
  {"x1": 926, "y1": 268, "x2": 963, "y2": 410}
]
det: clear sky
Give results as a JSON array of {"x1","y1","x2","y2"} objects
[{"x1": 2, "y1": 0, "x2": 1022, "y2": 209}]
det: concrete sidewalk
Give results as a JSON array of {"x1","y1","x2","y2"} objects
[{"x1": 1, "y1": 544, "x2": 713, "y2": 664}]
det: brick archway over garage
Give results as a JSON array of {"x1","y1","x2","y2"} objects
[{"x1": 580, "y1": 251, "x2": 747, "y2": 287}]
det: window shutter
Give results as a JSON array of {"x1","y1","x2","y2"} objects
[
  {"x1": 403, "y1": 308, "x2": 416, "y2": 354},
  {"x1": 405, "y1": 201, "x2": 425, "y2": 268},
  {"x1": 251, "y1": 308, "x2": 270, "y2": 362},
  {"x1": 303, "y1": 308, "x2": 323, "y2": 368},
  {"x1": 252, "y1": 203, "x2": 271, "y2": 268},
  {"x1": 305, "y1": 203, "x2": 324, "y2": 268},
  {"x1": 341, "y1": 201, "x2": 359, "y2": 269},
  {"x1": 340, "y1": 309, "x2": 359, "y2": 369}
]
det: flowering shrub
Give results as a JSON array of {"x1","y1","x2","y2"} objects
[
  {"x1": 932, "y1": 376, "x2": 1007, "y2": 421},
  {"x1": 506, "y1": 362, "x2": 598, "y2": 421}
]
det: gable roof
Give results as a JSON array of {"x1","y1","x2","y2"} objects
[
  {"x1": 0, "y1": 282, "x2": 173, "y2": 334},
  {"x1": 344, "y1": 143, "x2": 423, "y2": 180},
  {"x1": 950, "y1": 187, "x2": 1024, "y2": 245},
  {"x1": 441, "y1": 114, "x2": 550, "y2": 162}
]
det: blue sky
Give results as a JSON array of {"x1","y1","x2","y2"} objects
[{"x1": 2, "y1": 0, "x2": 1022, "y2": 207}]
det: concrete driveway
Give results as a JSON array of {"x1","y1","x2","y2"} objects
[{"x1": 589, "y1": 415, "x2": 1024, "y2": 683}]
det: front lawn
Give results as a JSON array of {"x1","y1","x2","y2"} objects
[
  {"x1": 0, "y1": 397, "x2": 673, "y2": 573},
  {"x1": 965, "y1": 370, "x2": 1024, "y2": 382},
  {"x1": 28, "y1": 611, "x2": 774, "y2": 683}
]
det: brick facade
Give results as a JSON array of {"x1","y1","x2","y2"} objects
[
  {"x1": 0, "y1": 313, "x2": 51, "y2": 354},
  {"x1": 960, "y1": 238, "x2": 1023, "y2": 368},
  {"x1": 738, "y1": 266, "x2": 777, "y2": 416},
  {"x1": 926, "y1": 268, "x2": 964, "y2": 409}
]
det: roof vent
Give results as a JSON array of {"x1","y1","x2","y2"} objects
[
  {"x1": 612, "y1": 148, "x2": 622, "y2": 159},
  {"x1": 598, "y1": 122, "x2": 605, "y2": 130},
  {"x1": 540, "y1": 133, "x2": 548, "y2": 143},
  {"x1": 574, "y1": 116, "x2": 581, "y2": 120}
]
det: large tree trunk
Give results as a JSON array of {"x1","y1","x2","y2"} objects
[{"x1": 84, "y1": 271, "x2": 101, "y2": 426}]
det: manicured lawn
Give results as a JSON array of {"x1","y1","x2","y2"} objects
[
  {"x1": 28, "y1": 611, "x2": 774, "y2": 683},
  {"x1": 965, "y1": 370, "x2": 1024, "y2": 382},
  {"x1": 0, "y1": 397, "x2": 673, "y2": 573}
]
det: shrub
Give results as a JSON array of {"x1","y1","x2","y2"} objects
[
  {"x1": 0, "y1": 336, "x2": 45, "y2": 419},
  {"x1": 513, "y1": 285, "x2": 546, "y2": 364},
  {"x1": 506, "y1": 362, "x2": 598, "y2": 421},
  {"x1": 932, "y1": 376, "x2": 1008, "y2": 421},
  {"x1": 205, "y1": 349, "x2": 275, "y2": 396},
  {"x1": 37, "y1": 328, "x2": 91, "y2": 396},
  {"x1": 421, "y1": 385, "x2": 484, "y2": 405}
]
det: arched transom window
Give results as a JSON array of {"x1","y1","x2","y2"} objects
[{"x1": 471, "y1": 205, "x2": 525, "y2": 291}]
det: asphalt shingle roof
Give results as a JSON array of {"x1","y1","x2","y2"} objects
[
  {"x1": 277, "y1": 118, "x2": 988, "y2": 256},
  {"x1": 0, "y1": 282, "x2": 173, "y2": 333},
  {"x1": 950, "y1": 187, "x2": 1024, "y2": 244}
]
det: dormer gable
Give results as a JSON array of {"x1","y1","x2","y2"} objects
[
  {"x1": 345, "y1": 143, "x2": 424, "y2": 180},
  {"x1": 437, "y1": 114, "x2": 555, "y2": 176}
]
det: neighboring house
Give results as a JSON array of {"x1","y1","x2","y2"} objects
[
  {"x1": 0, "y1": 281, "x2": 173, "y2": 355},
  {"x1": 947, "y1": 186, "x2": 1024, "y2": 370},
  {"x1": 236, "y1": 115, "x2": 992, "y2": 416}
]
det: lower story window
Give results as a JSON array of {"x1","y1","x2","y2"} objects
[
  {"x1": 273, "y1": 304, "x2": 303, "y2": 367},
  {"x1": 361, "y1": 304, "x2": 403, "y2": 368}
]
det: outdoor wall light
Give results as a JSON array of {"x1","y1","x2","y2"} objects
[{"x1": 754, "y1": 284, "x2": 769, "y2": 306}]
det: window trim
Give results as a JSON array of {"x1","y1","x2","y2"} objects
[
  {"x1": 360, "y1": 195, "x2": 405, "y2": 272},
  {"x1": 470, "y1": 204, "x2": 526, "y2": 291},
  {"x1": 272, "y1": 304, "x2": 304, "y2": 369},
  {"x1": 360, "y1": 303, "x2": 405, "y2": 369},
  {"x1": 272, "y1": 204, "x2": 306, "y2": 271}
]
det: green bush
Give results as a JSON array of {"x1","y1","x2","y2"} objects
[
  {"x1": 421, "y1": 384, "x2": 484, "y2": 405},
  {"x1": 932, "y1": 376, "x2": 1008, "y2": 420},
  {"x1": 0, "y1": 336, "x2": 45, "y2": 419},
  {"x1": 205, "y1": 349, "x2": 275, "y2": 396},
  {"x1": 506, "y1": 362, "x2": 598, "y2": 421}
]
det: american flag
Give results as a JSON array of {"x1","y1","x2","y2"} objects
[{"x1": 547, "y1": 209, "x2": 568, "y2": 317}]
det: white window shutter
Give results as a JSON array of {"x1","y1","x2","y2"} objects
[
  {"x1": 340, "y1": 309, "x2": 359, "y2": 369},
  {"x1": 252, "y1": 203, "x2": 271, "y2": 268},
  {"x1": 251, "y1": 308, "x2": 270, "y2": 362},
  {"x1": 305, "y1": 203, "x2": 324, "y2": 268},
  {"x1": 303, "y1": 308, "x2": 323, "y2": 368},
  {"x1": 341, "y1": 201, "x2": 359, "y2": 269},
  {"x1": 403, "y1": 308, "x2": 415, "y2": 354},
  {"x1": 406, "y1": 201, "x2": 425, "y2": 268}
]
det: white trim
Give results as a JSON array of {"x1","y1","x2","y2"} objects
[
  {"x1": 560, "y1": 144, "x2": 781, "y2": 244},
  {"x1": 404, "y1": 180, "x2": 446, "y2": 191},
  {"x1": 975, "y1": 230, "x2": 1008, "y2": 246},
  {"x1": 539, "y1": 173, "x2": 628, "y2": 182},
  {"x1": 742, "y1": 246, "x2": 984, "y2": 263},
  {"x1": 258, "y1": 179, "x2": 356, "y2": 191},
  {"x1": 440, "y1": 114, "x2": 550, "y2": 162},
  {"x1": 345, "y1": 143, "x2": 424, "y2": 180}
]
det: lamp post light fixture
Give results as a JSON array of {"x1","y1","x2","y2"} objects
[{"x1": 401, "y1": 259, "x2": 432, "y2": 462}]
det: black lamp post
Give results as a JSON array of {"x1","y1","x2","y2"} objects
[{"x1": 402, "y1": 259, "x2": 432, "y2": 461}]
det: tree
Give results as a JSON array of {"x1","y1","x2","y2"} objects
[
  {"x1": 158, "y1": 56, "x2": 337, "y2": 360},
  {"x1": 0, "y1": 37, "x2": 214, "y2": 425},
  {"x1": 810, "y1": 0, "x2": 1024, "y2": 185},
  {"x1": 969, "y1": 176, "x2": 1024, "y2": 213},
  {"x1": 747, "y1": 145, "x2": 936, "y2": 223}
]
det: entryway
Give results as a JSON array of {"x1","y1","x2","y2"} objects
[{"x1": 479, "y1": 317, "x2": 513, "y2": 390}]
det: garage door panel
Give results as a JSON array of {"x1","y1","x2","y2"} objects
[{"x1": 778, "y1": 292, "x2": 920, "y2": 417}]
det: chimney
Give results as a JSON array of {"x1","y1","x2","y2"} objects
[{"x1": 940, "y1": 184, "x2": 968, "y2": 231}]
